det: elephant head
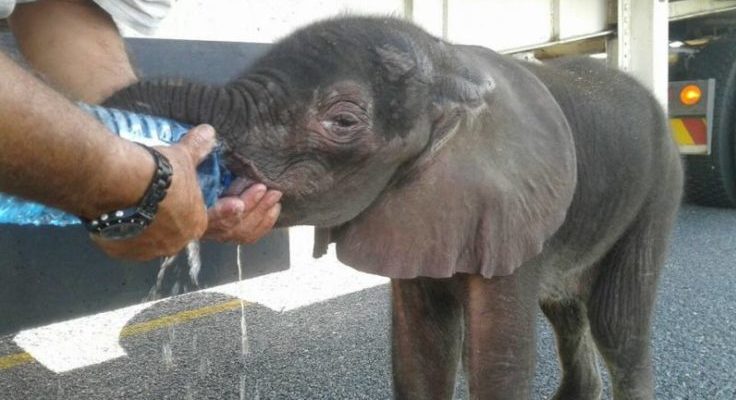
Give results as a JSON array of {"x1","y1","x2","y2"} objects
[{"x1": 105, "y1": 17, "x2": 577, "y2": 279}]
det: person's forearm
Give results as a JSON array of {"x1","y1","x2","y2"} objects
[
  {"x1": 0, "y1": 51, "x2": 153, "y2": 219},
  {"x1": 8, "y1": 0, "x2": 138, "y2": 103}
]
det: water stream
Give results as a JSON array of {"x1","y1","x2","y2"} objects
[
  {"x1": 237, "y1": 245, "x2": 250, "y2": 357},
  {"x1": 147, "y1": 241, "x2": 202, "y2": 301},
  {"x1": 146, "y1": 240, "x2": 252, "y2": 395}
]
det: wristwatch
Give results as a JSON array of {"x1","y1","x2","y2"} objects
[{"x1": 81, "y1": 145, "x2": 173, "y2": 240}]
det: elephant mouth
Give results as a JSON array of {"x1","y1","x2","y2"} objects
[
  {"x1": 223, "y1": 176, "x2": 261, "y2": 196},
  {"x1": 224, "y1": 154, "x2": 280, "y2": 195}
]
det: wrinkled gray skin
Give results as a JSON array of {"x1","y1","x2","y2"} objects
[{"x1": 105, "y1": 17, "x2": 683, "y2": 400}]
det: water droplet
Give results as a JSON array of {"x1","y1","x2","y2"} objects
[
  {"x1": 237, "y1": 245, "x2": 250, "y2": 357},
  {"x1": 187, "y1": 241, "x2": 202, "y2": 288},
  {"x1": 198, "y1": 357, "x2": 211, "y2": 377},
  {"x1": 254, "y1": 381, "x2": 261, "y2": 400},
  {"x1": 162, "y1": 342, "x2": 174, "y2": 369},
  {"x1": 240, "y1": 374, "x2": 247, "y2": 400}
]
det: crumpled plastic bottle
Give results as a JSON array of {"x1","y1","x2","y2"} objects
[{"x1": 0, "y1": 104, "x2": 231, "y2": 226}]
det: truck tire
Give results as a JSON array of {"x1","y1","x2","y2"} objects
[{"x1": 682, "y1": 37, "x2": 736, "y2": 207}]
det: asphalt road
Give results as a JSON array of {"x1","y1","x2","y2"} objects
[{"x1": 1, "y1": 205, "x2": 735, "y2": 399}]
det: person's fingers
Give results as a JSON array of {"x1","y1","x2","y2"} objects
[
  {"x1": 202, "y1": 189, "x2": 282, "y2": 243},
  {"x1": 235, "y1": 190, "x2": 281, "y2": 239},
  {"x1": 176, "y1": 124, "x2": 216, "y2": 165},
  {"x1": 221, "y1": 190, "x2": 280, "y2": 234},
  {"x1": 240, "y1": 184, "x2": 267, "y2": 212},
  {"x1": 237, "y1": 201, "x2": 281, "y2": 243},
  {"x1": 253, "y1": 203, "x2": 281, "y2": 236},
  {"x1": 208, "y1": 197, "x2": 245, "y2": 224},
  {"x1": 207, "y1": 186, "x2": 267, "y2": 227},
  {"x1": 254, "y1": 190, "x2": 282, "y2": 213},
  {"x1": 204, "y1": 199, "x2": 242, "y2": 241}
]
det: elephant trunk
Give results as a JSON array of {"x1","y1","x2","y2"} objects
[
  {"x1": 102, "y1": 79, "x2": 233, "y2": 132},
  {"x1": 103, "y1": 76, "x2": 291, "y2": 175}
]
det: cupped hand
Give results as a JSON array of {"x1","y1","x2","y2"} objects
[
  {"x1": 92, "y1": 125, "x2": 216, "y2": 261},
  {"x1": 203, "y1": 184, "x2": 282, "y2": 244}
]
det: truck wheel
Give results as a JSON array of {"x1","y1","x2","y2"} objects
[{"x1": 682, "y1": 37, "x2": 736, "y2": 207}]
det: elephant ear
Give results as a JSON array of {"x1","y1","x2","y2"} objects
[{"x1": 314, "y1": 50, "x2": 577, "y2": 279}]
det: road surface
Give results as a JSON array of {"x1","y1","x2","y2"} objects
[{"x1": 1, "y1": 205, "x2": 735, "y2": 399}]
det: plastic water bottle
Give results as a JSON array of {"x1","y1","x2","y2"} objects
[{"x1": 0, "y1": 104, "x2": 232, "y2": 226}]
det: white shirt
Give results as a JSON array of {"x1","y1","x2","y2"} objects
[
  {"x1": 0, "y1": 0, "x2": 32, "y2": 19},
  {"x1": 0, "y1": 0, "x2": 172, "y2": 34}
]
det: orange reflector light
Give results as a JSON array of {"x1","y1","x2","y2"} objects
[{"x1": 680, "y1": 84, "x2": 702, "y2": 106}]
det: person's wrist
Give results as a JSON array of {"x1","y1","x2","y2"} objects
[
  {"x1": 82, "y1": 145, "x2": 173, "y2": 239},
  {"x1": 78, "y1": 138, "x2": 157, "y2": 220}
]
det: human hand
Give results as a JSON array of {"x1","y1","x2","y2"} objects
[
  {"x1": 92, "y1": 125, "x2": 216, "y2": 261},
  {"x1": 203, "y1": 184, "x2": 282, "y2": 244}
]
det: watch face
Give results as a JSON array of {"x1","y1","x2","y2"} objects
[{"x1": 99, "y1": 222, "x2": 147, "y2": 240}]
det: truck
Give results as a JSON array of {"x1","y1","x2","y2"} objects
[
  {"x1": 511, "y1": 0, "x2": 736, "y2": 208},
  {"x1": 668, "y1": 1, "x2": 736, "y2": 207}
]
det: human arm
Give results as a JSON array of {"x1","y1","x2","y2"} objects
[
  {"x1": 8, "y1": 0, "x2": 138, "y2": 103},
  {"x1": 0, "y1": 50, "x2": 213, "y2": 259}
]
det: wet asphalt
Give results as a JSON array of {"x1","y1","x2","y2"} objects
[{"x1": 0, "y1": 204, "x2": 735, "y2": 399}]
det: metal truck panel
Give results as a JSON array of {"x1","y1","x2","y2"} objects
[
  {"x1": 670, "y1": 0, "x2": 736, "y2": 21},
  {"x1": 446, "y1": 0, "x2": 553, "y2": 49},
  {"x1": 120, "y1": 0, "x2": 610, "y2": 52}
]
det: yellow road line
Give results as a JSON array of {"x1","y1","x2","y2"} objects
[
  {"x1": 0, "y1": 298, "x2": 248, "y2": 371},
  {"x1": 120, "y1": 299, "x2": 245, "y2": 337},
  {"x1": 0, "y1": 352, "x2": 33, "y2": 370}
]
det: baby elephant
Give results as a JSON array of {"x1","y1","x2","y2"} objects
[{"x1": 106, "y1": 16, "x2": 683, "y2": 400}]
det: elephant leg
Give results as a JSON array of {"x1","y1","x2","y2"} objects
[
  {"x1": 540, "y1": 298, "x2": 603, "y2": 400},
  {"x1": 462, "y1": 266, "x2": 540, "y2": 400},
  {"x1": 586, "y1": 209, "x2": 672, "y2": 400},
  {"x1": 391, "y1": 277, "x2": 464, "y2": 400}
]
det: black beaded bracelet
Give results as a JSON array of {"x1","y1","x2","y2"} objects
[{"x1": 81, "y1": 144, "x2": 173, "y2": 239}]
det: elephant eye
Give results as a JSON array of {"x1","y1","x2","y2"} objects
[
  {"x1": 322, "y1": 111, "x2": 364, "y2": 136},
  {"x1": 333, "y1": 112, "x2": 360, "y2": 128},
  {"x1": 319, "y1": 98, "x2": 368, "y2": 139}
]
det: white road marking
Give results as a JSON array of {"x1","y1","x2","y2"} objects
[
  {"x1": 205, "y1": 253, "x2": 388, "y2": 313},
  {"x1": 13, "y1": 302, "x2": 158, "y2": 373},
  {"x1": 12, "y1": 227, "x2": 389, "y2": 373}
]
